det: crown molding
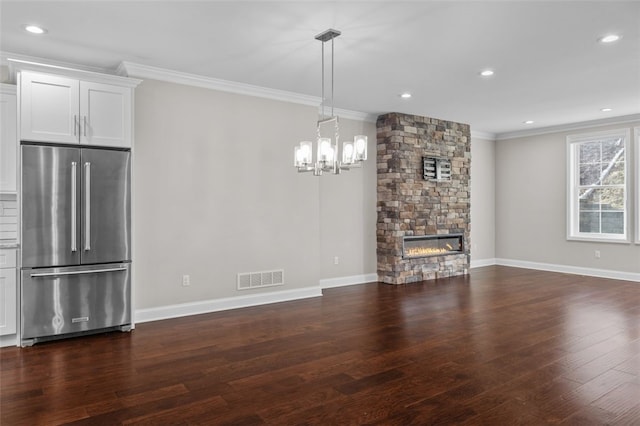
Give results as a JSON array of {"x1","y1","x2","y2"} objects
[
  {"x1": 470, "y1": 130, "x2": 496, "y2": 141},
  {"x1": 496, "y1": 114, "x2": 640, "y2": 141},
  {"x1": 331, "y1": 108, "x2": 378, "y2": 123},
  {"x1": 8, "y1": 58, "x2": 141, "y2": 88},
  {"x1": 1, "y1": 51, "x2": 112, "y2": 80},
  {"x1": 118, "y1": 61, "x2": 321, "y2": 107},
  {"x1": 118, "y1": 61, "x2": 379, "y2": 122}
]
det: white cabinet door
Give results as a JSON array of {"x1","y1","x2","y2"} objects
[
  {"x1": 0, "y1": 91, "x2": 17, "y2": 192},
  {"x1": 80, "y1": 81, "x2": 132, "y2": 147},
  {"x1": 0, "y1": 269, "x2": 16, "y2": 336},
  {"x1": 20, "y1": 72, "x2": 80, "y2": 144},
  {"x1": 0, "y1": 249, "x2": 17, "y2": 336}
]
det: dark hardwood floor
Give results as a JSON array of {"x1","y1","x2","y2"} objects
[{"x1": 2, "y1": 266, "x2": 639, "y2": 425}]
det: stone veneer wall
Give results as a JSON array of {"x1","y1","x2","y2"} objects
[{"x1": 377, "y1": 112, "x2": 471, "y2": 284}]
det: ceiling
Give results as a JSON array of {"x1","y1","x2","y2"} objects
[{"x1": 1, "y1": 1, "x2": 639, "y2": 137}]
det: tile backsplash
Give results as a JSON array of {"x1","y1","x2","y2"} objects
[{"x1": 0, "y1": 193, "x2": 18, "y2": 240}]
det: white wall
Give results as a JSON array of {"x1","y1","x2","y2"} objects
[
  {"x1": 495, "y1": 122, "x2": 640, "y2": 274},
  {"x1": 133, "y1": 79, "x2": 377, "y2": 310},
  {"x1": 470, "y1": 135, "x2": 496, "y2": 264},
  {"x1": 319, "y1": 117, "x2": 377, "y2": 280}
]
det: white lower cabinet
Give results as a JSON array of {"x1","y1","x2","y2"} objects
[{"x1": 0, "y1": 249, "x2": 17, "y2": 336}]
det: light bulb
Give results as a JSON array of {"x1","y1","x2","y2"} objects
[
  {"x1": 354, "y1": 135, "x2": 367, "y2": 161},
  {"x1": 318, "y1": 138, "x2": 334, "y2": 164},
  {"x1": 300, "y1": 144, "x2": 310, "y2": 160},
  {"x1": 342, "y1": 141, "x2": 355, "y2": 164},
  {"x1": 344, "y1": 144, "x2": 354, "y2": 157}
]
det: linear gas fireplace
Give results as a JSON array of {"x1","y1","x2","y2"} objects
[{"x1": 403, "y1": 234, "x2": 464, "y2": 259}]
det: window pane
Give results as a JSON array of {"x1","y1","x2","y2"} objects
[
  {"x1": 579, "y1": 142, "x2": 600, "y2": 163},
  {"x1": 601, "y1": 138, "x2": 624, "y2": 162},
  {"x1": 601, "y1": 212, "x2": 624, "y2": 234},
  {"x1": 601, "y1": 160, "x2": 625, "y2": 185},
  {"x1": 600, "y1": 187, "x2": 624, "y2": 210},
  {"x1": 579, "y1": 163, "x2": 601, "y2": 186},
  {"x1": 579, "y1": 212, "x2": 600, "y2": 233},
  {"x1": 579, "y1": 189, "x2": 599, "y2": 210}
]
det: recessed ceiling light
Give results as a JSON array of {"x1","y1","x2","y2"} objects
[
  {"x1": 400, "y1": 92, "x2": 412, "y2": 99},
  {"x1": 479, "y1": 69, "x2": 494, "y2": 77},
  {"x1": 523, "y1": 120, "x2": 534, "y2": 125},
  {"x1": 24, "y1": 25, "x2": 47, "y2": 34},
  {"x1": 600, "y1": 108, "x2": 613, "y2": 112},
  {"x1": 598, "y1": 34, "x2": 620, "y2": 44}
]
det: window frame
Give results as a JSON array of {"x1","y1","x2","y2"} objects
[
  {"x1": 567, "y1": 128, "x2": 631, "y2": 243},
  {"x1": 635, "y1": 127, "x2": 639, "y2": 244}
]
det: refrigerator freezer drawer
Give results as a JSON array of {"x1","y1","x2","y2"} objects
[{"x1": 21, "y1": 263, "x2": 131, "y2": 341}]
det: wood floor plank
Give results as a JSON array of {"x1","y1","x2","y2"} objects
[{"x1": 1, "y1": 266, "x2": 639, "y2": 425}]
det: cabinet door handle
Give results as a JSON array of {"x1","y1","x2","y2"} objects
[
  {"x1": 73, "y1": 115, "x2": 78, "y2": 136},
  {"x1": 83, "y1": 116, "x2": 87, "y2": 137}
]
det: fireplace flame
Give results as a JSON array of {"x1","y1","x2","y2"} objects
[{"x1": 405, "y1": 246, "x2": 456, "y2": 257}]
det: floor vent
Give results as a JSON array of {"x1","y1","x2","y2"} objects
[{"x1": 237, "y1": 269, "x2": 284, "y2": 290}]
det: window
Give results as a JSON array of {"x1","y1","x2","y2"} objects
[{"x1": 567, "y1": 129, "x2": 630, "y2": 242}]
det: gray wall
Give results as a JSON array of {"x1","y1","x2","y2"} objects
[
  {"x1": 319, "y1": 118, "x2": 377, "y2": 279},
  {"x1": 133, "y1": 79, "x2": 377, "y2": 310},
  {"x1": 495, "y1": 122, "x2": 640, "y2": 273},
  {"x1": 470, "y1": 135, "x2": 496, "y2": 262}
]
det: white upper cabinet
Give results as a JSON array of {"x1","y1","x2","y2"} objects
[
  {"x1": 20, "y1": 70, "x2": 136, "y2": 148},
  {"x1": 80, "y1": 81, "x2": 131, "y2": 147},
  {"x1": 0, "y1": 86, "x2": 17, "y2": 192}
]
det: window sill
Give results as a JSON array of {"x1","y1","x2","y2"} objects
[{"x1": 567, "y1": 235, "x2": 631, "y2": 244}]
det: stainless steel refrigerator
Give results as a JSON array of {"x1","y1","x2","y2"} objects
[{"x1": 20, "y1": 143, "x2": 131, "y2": 345}]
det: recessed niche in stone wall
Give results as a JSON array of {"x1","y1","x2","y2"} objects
[{"x1": 376, "y1": 112, "x2": 471, "y2": 285}]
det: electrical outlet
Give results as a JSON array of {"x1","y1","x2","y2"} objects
[
  {"x1": 182, "y1": 274, "x2": 190, "y2": 286},
  {"x1": 334, "y1": 256, "x2": 339, "y2": 265},
  {"x1": 594, "y1": 250, "x2": 601, "y2": 259}
]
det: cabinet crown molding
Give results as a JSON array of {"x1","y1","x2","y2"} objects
[{"x1": 8, "y1": 59, "x2": 141, "y2": 88}]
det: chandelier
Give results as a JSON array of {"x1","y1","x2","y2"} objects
[{"x1": 294, "y1": 29, "x2": 368, "y2": 176}]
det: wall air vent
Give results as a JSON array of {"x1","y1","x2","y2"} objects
[
  {"x1": 237, "y1": 269, "x2": 284, "y2": 290},
  {"x1": 423, "y1": 157, "x2": 451, "y2": 181}
]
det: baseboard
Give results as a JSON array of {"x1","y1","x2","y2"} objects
[
  {"x1": 495, "y1": 258, "x2": 640, "y2": 282},
  {"x1": 470, "y1": 258, "x2": 497, "y2": 268},
  {"x1": 135, "y1": 286, "x2": 323, "y2": 324},
  {"x1": 0, "y1": 334, "x2": 17, "y2": 348},
  {"x1": 320, "y1": 273, "x2": 378, "y2": 289}
]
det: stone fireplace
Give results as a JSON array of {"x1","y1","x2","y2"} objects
[{"x1": 377, "y1": 112, "x2": 470, "y2": 284}]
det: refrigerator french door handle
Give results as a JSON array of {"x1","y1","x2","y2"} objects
[
  {"x1": 30, "y1": 267, "x2": 128, "y2": 278},
  {"x1": 71, "y1": 162, "x2": 77, "y2": 252},
  {"x1": 84, "y1": 162, "x2": 91, "y2": 251}
]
